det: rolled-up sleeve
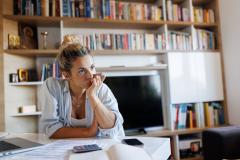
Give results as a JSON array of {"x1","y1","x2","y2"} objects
[
  {"x1": 39, "y1": 79, "x2": 64, "y2": 137},
  {"x1": 97, "y1": 84, "x2": 125, "y2": 138}
]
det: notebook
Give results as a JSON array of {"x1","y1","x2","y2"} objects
[
  {"x1": 0, "y1": 137, "x2": 43, "y2": 157},
  {"x1": 70, "y1": 143, "x2": 152, "y2": 160}
]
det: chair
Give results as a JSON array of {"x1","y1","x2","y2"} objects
[{"x1": 202, "y1": 126, "x2": 240, "y2": 160}]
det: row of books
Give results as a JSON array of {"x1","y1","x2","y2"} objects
[
  {"x1": 166, "y1": 0, "x2": 190, "y2": 22},
  {"x1": 173, "y1": 102, "x2": 224, "y2": 129},
  {"x1": 193, "y1": 28, "x2": 215, "y2": 50},
  {"x1": 62, "y1": 0, "x2": 163, "y2": 21},
  {"x1": 14, "y1": 0, "x2": 42, "y2": 16},
  {"x1": 14, "y1": 0, "x2": 62, "y2": 16},
  {"x1": 65, "y1": 33, "x2": 166, "y2": 51},
  {"x1": 41, "y1": 62, "x2": 61, "y2": 81},
  {"x1": 168, "y1": 31, "x2": 192, "y2": 50},
  {"x1": 194, "y1": 7, "x2": 215, "y2": 24},
  {"x1": 14, "y1": 0, "x2": 163, "y2": 21},
  {"x1": 204, "y1": 102, "x2": 225, "y2": 127}
]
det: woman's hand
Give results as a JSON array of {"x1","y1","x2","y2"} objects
[{"x1": 86, "y1": 73, "x2": 105, "y2": 97}]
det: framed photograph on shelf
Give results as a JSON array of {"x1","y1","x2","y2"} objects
[
  {"x1": 18, "y1": 23, "x2": 38, "y2": 49},
  {"x1": 8, "y1": 34, "x2": 20, "y2": 49},
  {"x1": 17, "y1": 69, "x2": 28, "y2": 82}
]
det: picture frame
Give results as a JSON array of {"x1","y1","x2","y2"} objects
[
  {"x1": 18, "y1": 69, "x2": 28, "y2": 82},
  {"x1": 18, "y1": 23, "x2": 38, "y2": 49},
  {"x1": 8, "y1": 34, "x2": 21, "y2": 49},
  {"x1": 190, "y1": 141, "x2": 201, "y2": 154}
]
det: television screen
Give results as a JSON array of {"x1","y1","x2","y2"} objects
[{"x1": 104, "y1": 74, "x2": 164, "y2": 132}]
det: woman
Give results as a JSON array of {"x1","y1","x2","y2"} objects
[{"x1": 40, "y1": 43, "x2": 124, "y2": 138}]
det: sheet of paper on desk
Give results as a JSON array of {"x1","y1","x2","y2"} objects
[
  {"x1": 4, "y1": 139, "x2": 117, "y2": 160},
  {"x1": 0, "y1": 132, "x2": 9, "y2": 139}
]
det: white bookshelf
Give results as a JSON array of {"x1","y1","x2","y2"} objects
[
  {"x1": 11, "y1": 112, "x2": 42, "y2": 117},
  {"x1": 9, "y1": 82, "x2": 43, "y2": 86},
  {"x1": 96, "y1": 65, "x2": 168, "y2": 72}
]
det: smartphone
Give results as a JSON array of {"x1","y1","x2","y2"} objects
[
  {"x1": 122, "y1": 138, "x2": 144, "y2": 146},
  {"x1": 72, "y1": 144, "x2": 102, "y2": 153}
]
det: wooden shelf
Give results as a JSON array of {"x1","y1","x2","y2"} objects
[
  {"x1": 11, "y1": 112, "x2": 42, "y2": 117},
  {"x1": 4, "y1": 49, "x2": 220, "y2": 57},
  {"x1": 3, "y1": 15, "x2": 61, "y2": 27},
  {"x1": 173, "y1": 0, "x2": 186, "y2": 4},
  {"x1": 63, "y1": 17, "x2": 165, "y2": 29},
  {"x1": 193, "y1": 49, "x2": 219, "y2": 52},
  {"x1": 175, "y1": 125, "x2": 229, "y2": 135},
  {"x1": 192, "y1": 0, "x2": 212, "y2": 6},
  {"x1": 96, "y1": 65, "x2": 167, "y2": 72},
  {"x1": 4, "y1": 49, "x2": 167, "y2": 56},
  {"x1": 145, "y1": 127, "x2": 206, "y2": 137},
  {"x1": 3, "y1": 15, "x2": 165, "y2": 29},
  {"x1": 175, "y1": 128, "x2": 206, "y2": 135},
  {"x1": 145, "y1": 125, "x2": 229, "y2": 137},
  {"x1": 167, "y1": 21, "x2": 192, "y2": 30},
  {"x1": 92, "y1": 50, "x2": 167, "y2": 55},
  {"x1": 145, "y1": 129, "x2": 176, "y2": 137},
  {"x1": 120, "y1": 0, "x2": 156, "y2": 3},
  {"x1": 194, "y1": 23, "x2": 218, "y2": 28},
  {"x1": 4, "y1": 49, "x2": 59, "y2": 56},
  {"x1": 167, "y1": 50, "x2": 219, "y2": 53},
  {"x1": 181, "y1": 157, "x2": 203, "y2": 160},
  {"x1": 3, "y1": 15, "x2": 217, "y2": 30},
  {"x1": 9, "y1": 82, "x2": 43, "y2": 86}
]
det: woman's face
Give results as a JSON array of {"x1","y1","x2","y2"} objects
[{"x1": 69, "y1": 55, "x2": 96, "y2": 89}]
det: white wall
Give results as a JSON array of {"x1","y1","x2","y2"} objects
[{"x1": 219, "y1": 0, "x2": 240, "y2": 124}]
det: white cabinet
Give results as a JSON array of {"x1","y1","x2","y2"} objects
[{"x1": 168, "y1": 52, "x2": 224, "y2": 104}]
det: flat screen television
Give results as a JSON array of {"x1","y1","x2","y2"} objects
[{"x1": 104, "y1": 74, "x2": 164, "y2": 133}]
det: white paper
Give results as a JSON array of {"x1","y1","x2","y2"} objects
[
  {"x1": 0, "y1": 139, "x2": 114, "y2": 160},
  {"x1": 0, "y1": 132, "x2": 9, "y2": 140}
]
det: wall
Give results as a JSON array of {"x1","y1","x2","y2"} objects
[
  {"x1": 0, "y1": 0, "x2": 5, "y2": 131},
  {"x1": 219, "y1": 0, "x2": 240, "y2": 124}
]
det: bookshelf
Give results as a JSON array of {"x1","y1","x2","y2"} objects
[
  {"x1": 9, "y1": 82, "x2": 44, "y2": 86},
  {"x1": 0, "y1": 0, "x2": 227, "y2": 160},
  {"x1": 11, "y1": 112, "x2": 42, "y2": 117}
]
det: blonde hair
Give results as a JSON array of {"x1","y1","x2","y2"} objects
[{"x1": 56, "y1": 43, "x2": 91, "y2": 73}]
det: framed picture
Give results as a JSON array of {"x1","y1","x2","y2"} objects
[
  {"x1": 190, "y1": 141, "x2": 201, "y2": 154},
  {"x1": 8, "y1": 34, "x2": 21, "y2": 49},
  {"x1": 18, "y1": 69, "x2": 28, "y2": 82},
  {"x1": 18, "y1": 23, "x2": 38, "y2": 49}
]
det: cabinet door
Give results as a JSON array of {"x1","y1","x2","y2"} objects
[
  {"x1": 196, "y1": 52, "x2": 224, "y2": 101},
  {"x1": 168, "y1": 52, "x2": 224, "y2": 104},
  {"x1": 168, "y1": 52, "x2": 198, "y2": 104}
]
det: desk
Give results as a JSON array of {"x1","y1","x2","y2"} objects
[{"x1": 0, "y1": 133, "x2": 171, "y2": 160}]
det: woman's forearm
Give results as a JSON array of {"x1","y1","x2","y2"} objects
[
  {"x1": 50, "y1": 127, "x2": 96, "y2": 139},
  {"x1": 95, "y1": 103, "x2": 116, "y2": 129},
  {"x1": 89, "y1": 96, "x2": 116, "y2": 129}
]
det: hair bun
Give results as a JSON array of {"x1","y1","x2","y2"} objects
[{"x1": 62, "y1": 34, "x2": 81, "y2": 46}]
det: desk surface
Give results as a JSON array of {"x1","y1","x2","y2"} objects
[{"x1": 0, "y1": 133, "x2": 171, "y2": 160}]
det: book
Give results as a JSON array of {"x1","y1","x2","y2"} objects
[{"x1": 69, "y1": 143, "x2": 152, "y2": 160}]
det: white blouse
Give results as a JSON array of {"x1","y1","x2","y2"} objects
[{"x1": 39, "y1": 77, "x2": 125, "y2": 138}]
